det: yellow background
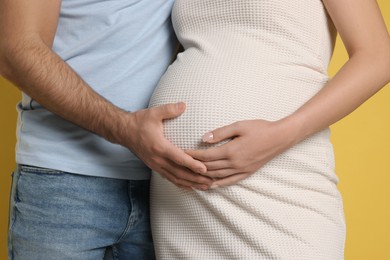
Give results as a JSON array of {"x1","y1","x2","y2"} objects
[{"x1": 1, "y1": 1, "x2": 389, "y2": 259}]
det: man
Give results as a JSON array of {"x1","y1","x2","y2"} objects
[{"x1": 0, "y1": 0, "x2": 211, "y2": 259}]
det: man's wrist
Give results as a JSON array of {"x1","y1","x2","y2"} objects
[{"x1": 102, "y1": 108, "x2": 134, "y2": 146}]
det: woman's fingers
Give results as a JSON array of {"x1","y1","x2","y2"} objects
[{"x1": 201, "y1": 122, "x2": 241, "y2": 143}]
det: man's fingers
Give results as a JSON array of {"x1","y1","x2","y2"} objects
[
  {"x1": 157, "y1": 165, "x2": 210, "y2": 190},
  {"x1": 202, "y1": 122, "x2": 240, "y2": 144},
  {"x1": 203, "y1": 160, "x2": 231, "y2": 171},
  {"x1": 155, "y1": 168, "x2": 193, "y2": 190},
  {"x1": 203, "y1": 168, "x2": 238, "y2": 179},
  {"x1": 164, "y1": 160, "x2": 212, "y2": 187},
  {"x1": 165, "y1": 144, "x2": 207, "y2": 174}
]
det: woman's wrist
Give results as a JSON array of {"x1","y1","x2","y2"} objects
[{"x1": 275, "y1": 113, "x2": 308, "y2": 148}]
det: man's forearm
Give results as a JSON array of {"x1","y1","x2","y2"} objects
[{"x1": 0, "y1": 35, "x2": 129, "y2": 145}]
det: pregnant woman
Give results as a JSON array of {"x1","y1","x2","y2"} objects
[{"x1": 149, "y1": 0, "x2": 390, "y2": 259}]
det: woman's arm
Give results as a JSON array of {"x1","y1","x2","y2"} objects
[{"x1": 187, "y1": 0, "x2": 390, "y2": 188}]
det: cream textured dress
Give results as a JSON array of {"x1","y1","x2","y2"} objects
[{"x1": 149, "y1": 0, "x2": 346, "y2": 259}]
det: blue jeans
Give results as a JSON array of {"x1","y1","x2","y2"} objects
[{"x1": 8, "y1": 165, "x2": 155, "y2": 260}]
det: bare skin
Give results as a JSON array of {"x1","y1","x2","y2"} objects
[
  {"x1": 0, "y1": 0, "x2": 212, "y2": 190},
  {"x1": 187, "y1": 0, "x2": 390, "y2": 188}
]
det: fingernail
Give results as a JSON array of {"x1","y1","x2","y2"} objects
[
  {"x1": 210, "y1": 184, "x2": 219, "y2": 189},
  {"x1": 202, "y1": 132, "x2": 214, "y2": 142}
]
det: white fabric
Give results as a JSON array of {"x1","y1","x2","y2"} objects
[{"x1": 149, "y1": 0, "x2": 346, "y2": 259}]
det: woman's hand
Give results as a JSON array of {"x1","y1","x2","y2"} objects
[{"x1": 186, "y1": 118, "x2": 300, "y2": 188}]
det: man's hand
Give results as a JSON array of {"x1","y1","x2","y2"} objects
[
  {"x1": 186, "y1": 119, "x2": 299, "y2": 188},
  {"x1": 125, "y1": 102, "x2": 212, "y2": 190}
]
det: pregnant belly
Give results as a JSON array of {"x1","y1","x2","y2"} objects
[
  {"x1": 149, "y1": 52, "x2": 324, "y2": 151},
  {"x1": 149, "y1": 52, "x2": 338, "y2": 187}
]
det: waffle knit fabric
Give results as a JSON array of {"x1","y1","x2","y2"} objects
[{"x1": 149, "y1": 0, "x2": 346, "y2": 259}]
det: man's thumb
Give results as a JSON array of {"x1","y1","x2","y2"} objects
[{"x1": 155, "y1": 102, "x2": 186, "y2": 119}]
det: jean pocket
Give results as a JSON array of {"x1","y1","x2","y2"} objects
[{"x1": 15, "y1": 165, "x2": 73, "y2": 225}]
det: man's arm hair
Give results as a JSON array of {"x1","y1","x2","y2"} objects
[{"x1": 0, "y1": 0, "x2": 128, "y2": 144}]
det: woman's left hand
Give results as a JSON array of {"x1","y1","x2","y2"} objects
[{"x1": 186, "y1": 118, "x2": 299, "y2": 188}]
